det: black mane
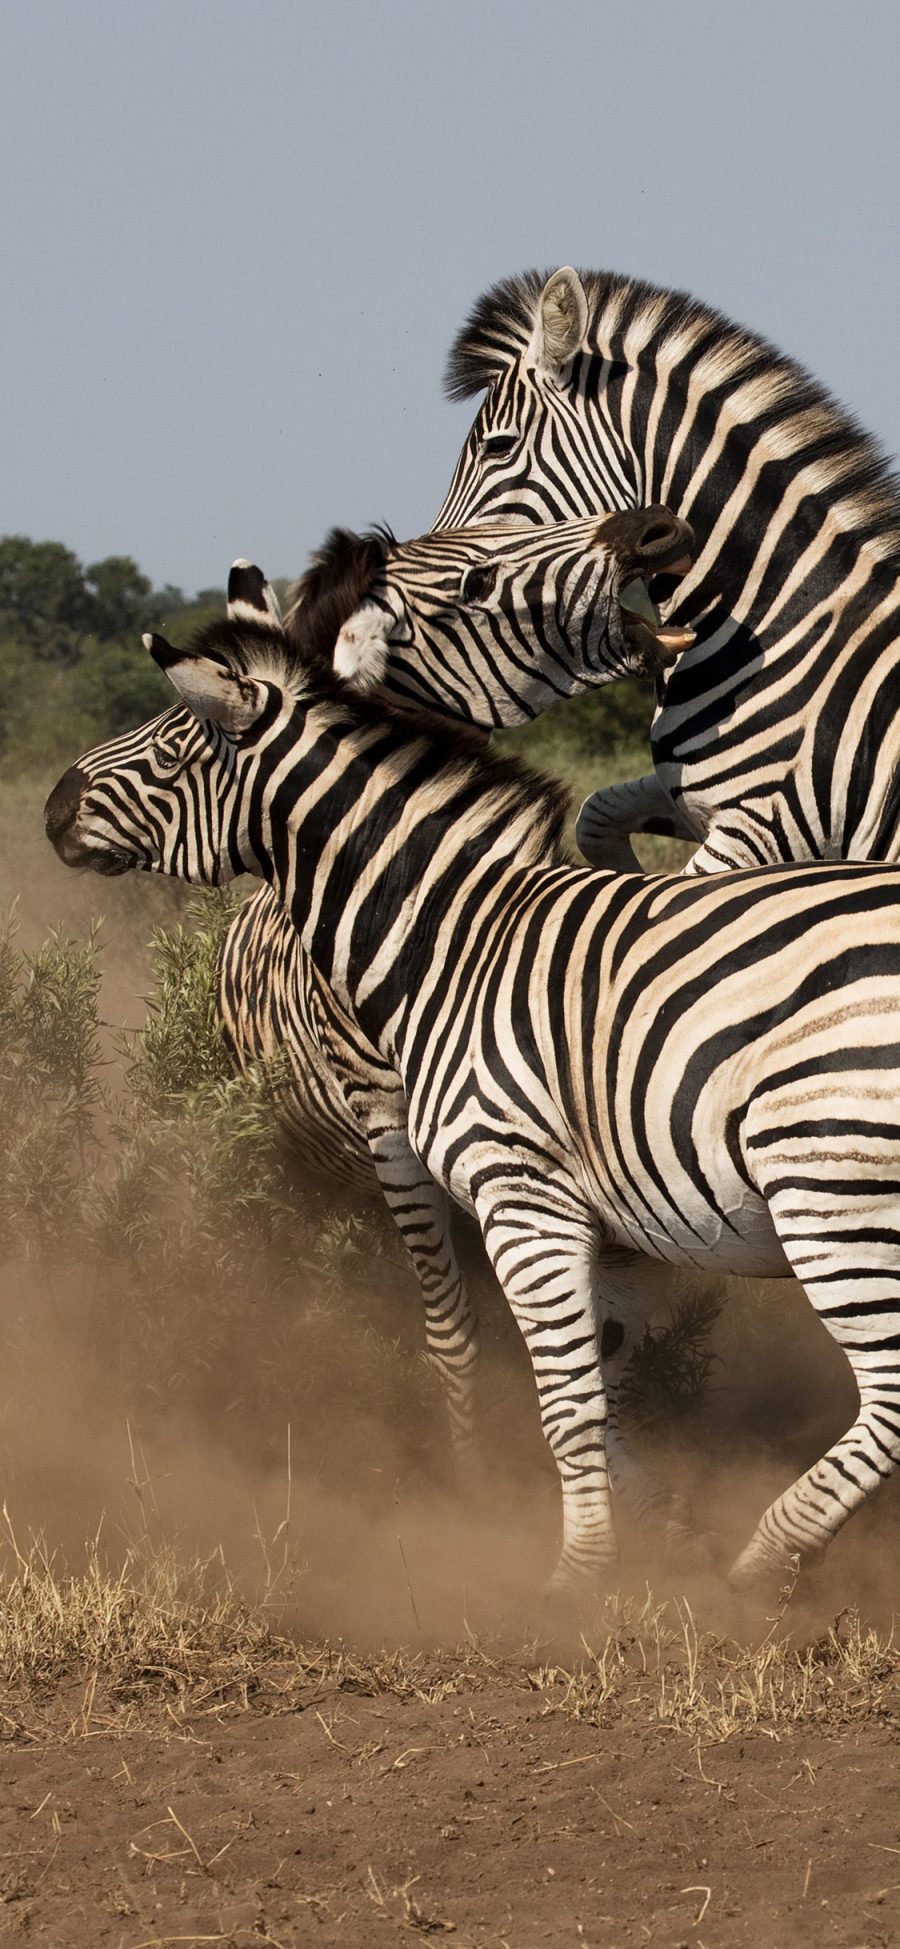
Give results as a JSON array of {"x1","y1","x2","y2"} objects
[
  {"x1": 182, "y1": 610, "x2": 570, "y2": 864},
  {"x1": 444, "y1": 268, "x2": 552, "y2": 402},
  {"x1": 284, "y1": 526, "x2": 394, "y2": 669},
  {"x1": 444, "y1": 267, "x2": 900, "y2": 559}
]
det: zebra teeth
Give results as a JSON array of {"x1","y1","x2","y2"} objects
[
  {"x1": 619, "y1": 578, "x2": 660, "y2": 628},
  {"x1": 654, "y1": 626, "x2": 696, "y2": 654}
]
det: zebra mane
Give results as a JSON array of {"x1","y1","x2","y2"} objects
[
  {"x1": 186, "y1": 614, "x2": 570, "y2": 864},
  {"x1": 188, "y1": 615, "x2": 300, "y2": 691},
  {"x1": 284, "y1": 526, "x2": 394, "y2": 669},
  {"x1": 445, "y1": 268, "x2": 551, "y2": 401},
  {"x1": 445, "y1": 267, "x2": 900, "y2": 561}
]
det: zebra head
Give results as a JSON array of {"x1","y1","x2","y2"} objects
[
  {"x1": 44, "y1": 587, "x2": 293, "y2": 885},
  {"x1": 291, "y1": 506, "x2": 694, "y2": 727},
  {"x1": 436, "y1": 268, "x2": 635, "y2": 530}
]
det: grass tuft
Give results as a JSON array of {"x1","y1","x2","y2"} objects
[{"x1": 3, "y1": 1513, "x2": 897, "y2": 1747}]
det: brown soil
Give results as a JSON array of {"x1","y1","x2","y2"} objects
[{"x1": 0, "y1": 1655, "x2": 897, "y2": 1949}]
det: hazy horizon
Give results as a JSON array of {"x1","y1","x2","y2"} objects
[{"x1": 4, "y1": 0, "x2": 900, "y2": 594}]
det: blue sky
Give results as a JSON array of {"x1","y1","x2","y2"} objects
[{"x1": 3, "y1": 0, "x2": 899, "y2": 592}]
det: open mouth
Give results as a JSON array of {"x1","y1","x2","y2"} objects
[
  {"x1": 51, "y1": 834, "x2": 136, "y2": 876},
  {"x1": 90, "y1": 850, "x2": 136, "y2": 877},
  {"x1": 619, "y1": 556, "x2": 695, "y2": 667}
]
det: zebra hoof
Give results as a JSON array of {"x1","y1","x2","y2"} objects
[
  {"x1": 541, "y1": 1553, "x2": 618, "y2": 1609},
  {"x1": 727, "y1": 1540, "x2": 801, "y2": 1603}
]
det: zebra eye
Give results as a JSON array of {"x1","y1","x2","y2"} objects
[
  {"x1": 460, "y1": 563, "x2": 498, "y2": 605},
  {"x1": 152, "y1": 737, "x2": 187, "y2": 773},
  {"x1": 482, "y1": 432, "x2": 517, "y2": 458}
]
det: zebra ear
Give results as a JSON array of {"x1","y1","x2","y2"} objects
[
  {"x1": 529, "y1": 268, "x2": 588, "y2": 378},
  {"x1": 333, "y1": 603, "x2": 392, "y2": 690},
  {"x1": 144, "y1": 633, "x2": 270, "y2": 736},
  {"x1": 227, "y1": 559, "x2": 284, "y2": 628}
]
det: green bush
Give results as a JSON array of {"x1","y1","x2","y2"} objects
[
  {"x1": 0, "y1": 917, "x2": 101, "y2": 1256},
  {"x1": 125, "y1": 890, "x2": 240, "y2": 1110}
]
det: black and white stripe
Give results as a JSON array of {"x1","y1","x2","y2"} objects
[
  {"x1": 218, "y1": 876, "x2": 481, "y2": 1471},
  {"x1": 46, "y1": 611, "x2": 900, "y2": 1594},
  {"x1": 202, "y1": 517, "x2": 690, "y2": 1476},
  {"x1": 287, "y1": 508, "x2": 693, "y2": 726},
  {"x1": 436, "y1": 265, "x2": 900, "y2": 875}
]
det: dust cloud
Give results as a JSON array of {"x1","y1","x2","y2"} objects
[{"x1": 4, "y1": 1244, "x2": 899, "y2": 1651}]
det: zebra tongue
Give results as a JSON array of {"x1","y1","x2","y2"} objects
[{"x1": 619, "y1": 577, "x2": 659, "y2": 627}]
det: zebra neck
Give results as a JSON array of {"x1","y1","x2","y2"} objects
[{"x1": 634, "y1": 390, "x2": 897, "y2": 658}]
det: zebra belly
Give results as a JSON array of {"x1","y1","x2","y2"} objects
[{"x1": 593, "y1": 1181, "x2": 790, "y2": 1278}]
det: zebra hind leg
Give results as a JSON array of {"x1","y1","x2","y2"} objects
[
  {"x1": 597, "y1": 1249, "x2": 707, "y2": 1561},
  {"x1": 367, "y1": 1127, "x2": 481, "y2": 1484},
  {"x1": 728, "y1": 1190, "x2": 900, "y2": 1592}
]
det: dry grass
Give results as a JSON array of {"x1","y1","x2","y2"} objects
[
  {"x1": 3, "y1": 1511, "x2": 898, "y2": 1750},
  {"x1": 533, "y1": 1587, "x2": 900, "y2": 1742},
  {"x1": 0, "y1": 1496, "x2": 484, "y2": 1747}
]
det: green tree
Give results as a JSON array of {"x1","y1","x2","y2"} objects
[
  {"x1": 84, "y1": 555, "x2": 154, "y2": 640},
  {"x1": 0, "y1": 536, "x2": 87, "y2": 659},
  {"x1": 68, "y1": 638, "x2": 171, "y2": 735}
]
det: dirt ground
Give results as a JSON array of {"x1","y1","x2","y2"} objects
[
  {"x1": 3, "y1": 1229, "x2": 900, "y2": 1949},
  {"x1": 1, "y1": 1655, "x2": 898, "y2": 1949}
]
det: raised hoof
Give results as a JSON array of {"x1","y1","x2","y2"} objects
[{"x1": 727, "y1": 1543, "x2": 801, "y2": 1606}]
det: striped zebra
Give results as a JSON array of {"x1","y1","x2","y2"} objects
[
  {"x1": 45, "y1": 594, "x2": 900, "y2": 1594},
  {"x1": 192, "y1": 513, "x2": 695, "y2": 1479},
  {"x1": 435, "y1": 266, "x2": 900, "y2": 875}
]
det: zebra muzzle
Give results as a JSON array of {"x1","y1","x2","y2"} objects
[
  {"x1": 44, "y1": 766, "x2": 137, "y2": 875},
  {"x1": 619, "y1": 580, "x2": 696, "y2": 670}
]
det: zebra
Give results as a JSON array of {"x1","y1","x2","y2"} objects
[
  {"x1": 45, "y1": 592, "x2": 900, "y2": 1595},
  {"x1": 434, "y1": 265, "x2": 900, "y2": 876},
  {"x1": 286, "y1": 509, "x2": 694, "y2": 724},
  {"x1": 210, "y1": 510, "x2": 694, "y2": 1480}
]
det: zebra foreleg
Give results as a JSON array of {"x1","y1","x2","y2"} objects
[
  {"x1": 575, "y1": 774, "x2": 695, "y2": 871},
  {"x1": 476, "y1": 1187, "x2": 616, "y2": 1593}
]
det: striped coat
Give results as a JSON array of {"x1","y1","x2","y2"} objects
[
  {"x1": 435, "y1": 266, "x2": 900, "y2": 876},
  {"x1": 46, "y1": 604, "x2": 900, "y2": 1596},
  {"x1": 215, "y1": 515, "x2": 690, "y2": 1472}
]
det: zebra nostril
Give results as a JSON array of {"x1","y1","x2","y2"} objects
[
  {"x1": 44, "y1": 765, "x2": 88, "y2": 839},
  {"x1": 639, "y1": 513, "x2": 680, "y2": 553},
  {"x1": 630, "y1": 505, "x2": 692, "y2": 559},
  {"x1": 594, "y1": 506, "x2": 693, "y2": 567}
]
